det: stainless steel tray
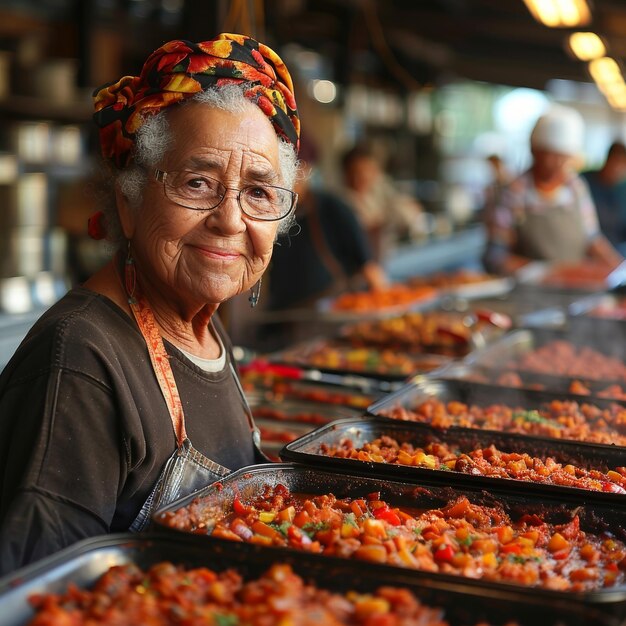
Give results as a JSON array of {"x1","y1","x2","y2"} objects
[
  {"x1": 1, "y1": 532, "x2": 618, "y2": 626},
  {"x1": 280, "y1": 416, "x2": 626, "y2": 504},
  {"x1": 244, "y1": 378, "x2": 380, "y2": 410},
  {"x1": 152, "y1": 463, "x2": 626, "y2": 616},
  {"x1": 366, "y1": 377, "x2": 626, "y2": 448},
  {"x1": 249, "y1": 394, "x2": 364, "y2": 424},
  {"x1": 266, "y1": 337, "x2": 445, "y2": 382},
  {"x1": 465, "y1": 327, "x2": 626, "y2": 376}
]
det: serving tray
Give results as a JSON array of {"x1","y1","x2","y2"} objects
[
  {"x1": 152, "y1": 463, "x2": 626, "y2": 619},
  {"x1": 1, "y1": 532, "x2": 618, "y2": 626},
  {"x1": 280, "y1": 416, "x2": 626, "y2": 505},
  {"x1": 366, "y1": 377, "x2": 626, "y2": 447}
]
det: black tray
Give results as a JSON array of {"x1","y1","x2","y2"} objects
[
  {"x1": 279, "y1": 416, "x2": 626, "y2": 504},
  {"x1": 2, "y1": 532, "x2": 619, "y2": 626},
  {"x1": 245, "y1": 379, "x2": 380, "y2": 410},
  {"x1": 439, "y1": 361, "x2": 626, "y2": 400},
  {"x1": 267, "y1": 337, "x2": 449, "y2": 383},
  {"x1": 366, "y1": 377, "x2": 626, "y2": 446},
  {"x1": 152, "y1": 463, "x2": 626, "y2": 618},
  {"x1": 249, "y1": 394, "x2": 364, "y2": 424}
]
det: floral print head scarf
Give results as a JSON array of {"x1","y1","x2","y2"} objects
[{"x1": 93, "y1": 33, "x2": 300, "y2": 169}]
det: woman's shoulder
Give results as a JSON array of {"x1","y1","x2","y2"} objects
[
  {"x1": 28, "y1": 287, "x2": 132, "y2": 336},
  {"x1": 12, "y1": 287, "x2": 140, "y2": 371}
]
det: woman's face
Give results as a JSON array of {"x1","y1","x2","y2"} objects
[{"x1": 120, "y1": 102, "x2": 284, "y2": 311}]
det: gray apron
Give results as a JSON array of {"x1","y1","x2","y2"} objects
[
  {"x1": 123, "y1": 256, "x2": 261, "y2": 532},
  {"x1": 129, "y1": 362, "x2": 262, "y2": 532},
  {"x1": 515, "y1": 196, "x2": 588, "y2": 263}
]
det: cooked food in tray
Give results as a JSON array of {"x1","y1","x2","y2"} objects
[
  {"x1": 242, "y1": 375, "x2": 377, "y2": 409},
  {"x1": 501, "y1": 340, "x2": 626, "y2": 382},
  {"x1": 377, "y1": 398, "x2": 626, "y2": 446},
  {"x1": 584, "y1": 297, "x2": 626, "y2": 320},
  {"x1": 320, "y1": 435, "x2": 626, "y2": 493},
  {"x1": 340, "y1": 310, "x2": 509, "y2": 357},
  {"x1": 158, "y1": 483, "x2": 626, "y2": 592},
  {"x1": 462, "y1": 370, "x2": 626, "y2": 401},
  {"x1": 408, "y1": 270, "x2": 514, "y2": 299},
  {"x1": 328, "y1": 284, "x2": 438, "y2": 313},
  {"x1": 25, "y1": 560, "x2": 449, "y2": 626},
  {"x1": 275, "y1": 339, "x2": 446, "y2": 377},
  {"x1": 537, "y1": 261, "x2": 624, "y2": 291}
]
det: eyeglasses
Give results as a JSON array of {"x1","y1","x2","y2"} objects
[{"x1": 154, "y1": 169, "x2": 297, "y2": 221}]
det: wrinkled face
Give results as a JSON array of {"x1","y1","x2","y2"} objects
[{"x1": 119, "y1": 102, "x2": 283, "y2": 309}]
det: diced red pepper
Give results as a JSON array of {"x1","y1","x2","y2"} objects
[
  {"x1": 500, "y1": 542, "x2": 522, "y2": 555},
  {"x1": 434, "y1": 544, "x2": 455, "y2": 563},
  {"x1": 603, "y1": 482, "x2": 626, "y2": 494},
  {"x1": 373, "y1": 505, "x2": 401, "y2": 526},
  {"x1": 287, "y1": 524, "x2": 312, "y2": 548},
  {"x1": 233, "y1": 496, "x2": 256, "y2": 516}
]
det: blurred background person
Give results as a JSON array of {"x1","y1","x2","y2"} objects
[
  {"x1": 581, "y1": 141, "x2": 626, "y2": 255},
  {"x1": 482, "y1": 104, "x2": 622, "y2": 275},
  {"x1": 340, "y1": 144, "x2": 425, "y2": 260},
  {"x1": 483, "y1": 154, "x2": 512, "y2": 211},
  {"x1": 267, "y1": 135, "x2": 388, "y2": 312}
]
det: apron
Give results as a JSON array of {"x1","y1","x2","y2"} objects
[
  {"x1": 514, "y1": 191, "x2": 588, "y2": 263},
  {"x1": 124, "y1": 261, "x2": 261, "y2": 532}
]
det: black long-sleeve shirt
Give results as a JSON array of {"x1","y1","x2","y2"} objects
[{"x1": 0, "y1": 288, "x2": 257, "y2": 574}]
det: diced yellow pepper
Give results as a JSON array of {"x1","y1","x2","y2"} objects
[
  {"x1": 482, "y1": 552, "x2": 498, "y2": 568},
  {"x1": 259, "y1": 511, "x2": 276, "y2": 523},
  {"x1": 363, "y1": 518, "x2": 387, "y2": 539},
  {"x1": 277, "y1": 506, "x2": 295, "y2": 522},
  {"x1": 547, "y1": 532, "x2": 569, "y2": 553},
  {"x1": 354, "y1": 597, "x2": 390, "y2": 618},
  {"x1": 341, "y1": 522, "x2": 360, "y2": 538}
]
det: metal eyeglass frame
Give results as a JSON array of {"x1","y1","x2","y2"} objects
[{"x1": 154, "y1": 169, "x2": 297, "y2": 222}]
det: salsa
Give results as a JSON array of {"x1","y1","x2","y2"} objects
[
  {"x1": 377, "y1": 398, "x2": 626, "y2": 446},
  {"x1": 27, "y1": 561, "x2": 451, "y2": 626},
  {"x1": 158, "y1": 484, "x2": 626, "y2": 592},
  {"x1": 319, "y1": 435, "x2": 626, "y2": 493}
]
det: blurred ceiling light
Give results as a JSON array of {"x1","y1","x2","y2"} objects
[
  {"x1": 310, "y1": 79, "x2": 337, "y2": 104},
  {"x1": 523, "y1": 0, "x2": 591, "y2": 27},
  {"x1": 606, "y1": 90, "x2": 626, "y2": 110},
  {"x1": 588, "y1": 57, "x2": 623, "y2": 85},
  {"x1": 568, "y1": 32, "x2": 606, "y2": 60}
]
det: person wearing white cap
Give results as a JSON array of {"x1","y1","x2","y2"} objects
[{"x1": 483, "y1": 104, "x2": 622, "y2": 274}]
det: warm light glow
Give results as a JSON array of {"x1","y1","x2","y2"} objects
[
  {"x1": 588, "y1": 57, "x2": 623, "y2": 86},
  {"x1": 310, "y1": 79, "x2": 337, "y2": 104},
  {"x1": 523, "y1": 0, "x2": 591, "y2": 27},
  {"x1": 568, "y1": 32, "x2": 606, "y2": 61},
  {"x1": 606, "y1": 89, "x2": 626, "y2": 111}
]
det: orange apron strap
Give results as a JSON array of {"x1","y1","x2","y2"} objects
[{"x1": 125, "y1": 261, "x2": 187, "y2": 447}]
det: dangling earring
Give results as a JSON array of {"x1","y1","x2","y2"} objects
[
  {"x1": 249, "y1": 277, "x2": 262, "y2": 308},
  {"x1": 124, "y1": 240, "x2": 137, "y2": 304},
  {"x1": 275, "y1": 221, "x2": 301, "y2": 248}
]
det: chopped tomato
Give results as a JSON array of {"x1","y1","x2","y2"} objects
[
  {"x1": 233, "y1": 496, "x2": 256, "y2": 516},
  {"x1": 434, "y1": 544, "x2": 455, "y2": 563},
  {"x1": 373, "y1": 505, "x2": 401, "y2": 526}
]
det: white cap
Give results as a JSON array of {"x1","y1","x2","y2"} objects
[{"x1": 530, "y1": 104, "x2": 585, "y2": 156}]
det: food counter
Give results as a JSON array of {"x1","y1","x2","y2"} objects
[{"x1": 3, "y1": 265, "x2": 626, "y2": 626}]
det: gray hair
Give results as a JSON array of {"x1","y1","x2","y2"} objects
[{"x1": 99, "y1": 84, "x2": 298, "y2": 246}]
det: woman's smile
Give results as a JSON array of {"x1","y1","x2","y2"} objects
[{"x1": 192, "y1": 244, "x2": 242, "y2": 262}]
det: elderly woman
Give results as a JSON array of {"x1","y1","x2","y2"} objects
[{"x1": 0, "y1": 34, "x2": 299, "y2": 573}]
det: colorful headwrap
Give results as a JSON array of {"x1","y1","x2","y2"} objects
[{"x1": 93, "y1": 33, "x2": 300, "y2": 169}]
